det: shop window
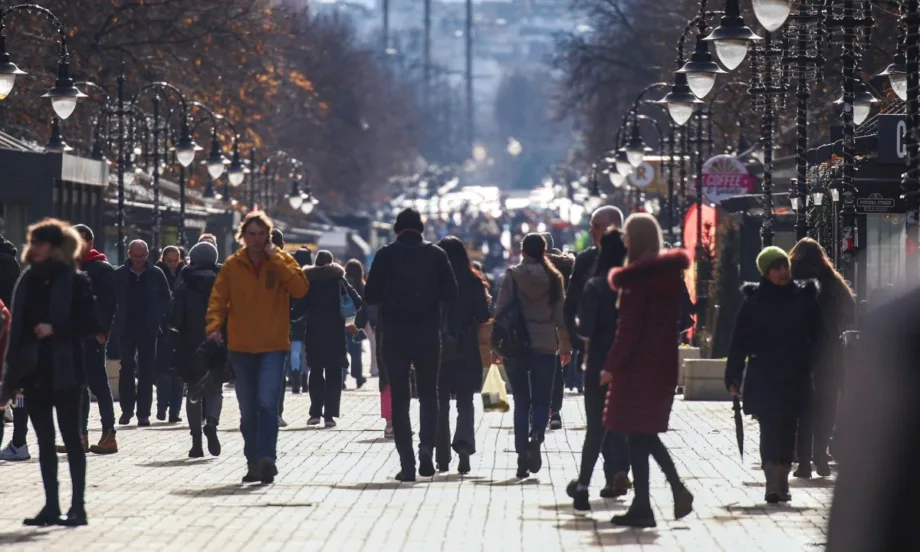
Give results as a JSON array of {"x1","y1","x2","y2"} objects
[{"x1": 865, "y1": 213, "x2": 906, "y2": 295}]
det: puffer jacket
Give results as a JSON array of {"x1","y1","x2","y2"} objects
[{"x1": 493, "y1": 257, "x2": 571, "y2": 355}]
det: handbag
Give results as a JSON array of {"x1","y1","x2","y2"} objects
[
  {"x1": 490, "y1": 270, "x2": 531, "y2": 360},
  {"x1": 340, "y1": 280, "x2": 358, "y2": 322}
]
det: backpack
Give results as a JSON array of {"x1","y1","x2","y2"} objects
[
  {"x1": 382, "y1": 241, "x2": 439, "y2": 314},
  {"x1": 491, "y1": 270, "x2": 531, "y2": 360}
]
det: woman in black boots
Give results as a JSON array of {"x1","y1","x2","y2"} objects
[
  {"x1": 434, "y1": 236, "x2": 491, "y2": 475},
  {"x1": 725, "y1": 246, "x2": 824, "y2": 503},
  {"x1": 168, "y1": 242, "x2": 225, "y2": 458},
  {"x1": 0, "y1": 219, "x2": 100, "y2": 526},
  {"x1": 567, "y1": 227, "x2": 630, "y2": 511},
  {"x1": 789, "y1": 238, "x2": 854, "y2": 478}
]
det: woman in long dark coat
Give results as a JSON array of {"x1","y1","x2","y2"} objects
[
  {"x1": 293, "y1": 250, "x2": 361, "y2": 428},
  {"x1": 789, "y1": 238, "x2": 854, "y2": 478},
  {"x1": 434, "y1": 237, "x2": 491, "y2": 475},
  {"x1": 601, "y1": 214, "x2": 693, "y2": 528},
  {"x1": 725, "y1": 245, "x2": 824, "y2": 504},
  {"x1": 0, "y1": 219, "x2": 100, "y2": 526}
]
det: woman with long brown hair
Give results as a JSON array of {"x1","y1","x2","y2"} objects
[
  {"x1": 494, "y1": 233, "x2": 571, "y2": 478},
  {"x1": 789, "y1": 237, "x2": 855, "y2": 478}
]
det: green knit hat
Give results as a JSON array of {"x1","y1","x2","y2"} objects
[{"x1": 756, "y1": 246, "x2": 789, "y2": 276}]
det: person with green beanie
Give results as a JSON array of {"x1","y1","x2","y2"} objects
[{"x1": 725, "y1": 245, "x2": 825, "y2": 504}]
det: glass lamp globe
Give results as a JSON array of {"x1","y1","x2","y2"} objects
[
  {"x1": 854, "y1": 102, "x2": 872, "y2": 126},
  {"x1": 207, "y1": 159, "x2": 226, "y2": 180},
  {"x1": 288, "y1": 194, "x2": 304, "y2": 210},
  {"x1": 667, "y1": 102, "x2": 696, "y2": 126},
  {"x1": 301, "y1": 200, "x2": 315, "y2": 215},
  {"x1": 686, "y1": 72, "x2": 717, "y2": 100},
  {"x1": 176, "y1": 146, "x2": 196, "y2": 168},
  {"x1": 890, "y1": 73, "x2": 908, "y2": 102},
  {"x1": 615, "y1": 156, "x2": 633, "y2": 177},
  {"x1": 228, "y1": 168, "x2": 245, "y2": 187},
  {"x1": 50, "y1": 97, "x2": 78, "y2": 120},
  {"x1": 608, "y1": 172, "x2": 625, "y2": 188},
  {"x1": 812, "y1": 191, "x2": 824, "y2": 206},
  {"x1": 0, "y1": 73, "x2": 18, "y2": 100},
  {"x1": 752, "y1": 0, "x2": 792, "y2": 33},
  {"x1": 713, "y1": 39, "x2": 750, "y2": 71}
]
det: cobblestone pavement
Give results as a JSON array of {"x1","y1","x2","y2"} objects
[{"x1": 0, "y1": 378, "x2": 831, "y2": 551}]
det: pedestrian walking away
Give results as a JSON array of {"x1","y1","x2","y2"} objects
[
  {"x1": 206, "y1": 212, "x2": 308, "y2": 484},
  {"x1": 69, "y1": 225, "x2": 118, "y2": 454},
  {"x1": 345, "y1": 259, "x2": 369, "y2": 389},
  {"x1": 434, "y1": 236, "x2": 491, "y2": 475},
  {"x1": 293, "y1": 250, "x2": 362, "y2": 428},
  {"x1": 494, "y1": 233, "x2": 571, "y2": 480},
  {"x1": 113, "y1": 240, "x2": 171, "y2": 427},
  {"x1": 563, "y1": 207, "x2": 623, "y2": 399},
  {"x1": 725, "y1": 245, "x2": 824, "y2": 504},
  {"x1": 0, "y1": 219, "x2": 101, "y2": 527},
  {"x1": 789, "y1": 238, "x2": 854, "y2": 479},
  {"x1": 288, "y1": 246, "x2": 313, "y2": 396},
  {"x1": 542, "y1": 233, "x2": 574, "y2": 430},
  {"x1": 567, "y1": 227, "x2": 631, "y2": 512},
  {"x1": 271, "y1": 228, "x2": 292, "y2": 428},
  {"x1": 167, "y1": 241, "x2": 226, "y2": 459},
  {"x1": 364, "y1": 208, "x2": 458, "y2": 482},
  {"x1": 155, "y1": 245, "x2": 186, "y2": 423},
  {"x1": 601, "y1": 214, "x2": 694, "y2": 528}
]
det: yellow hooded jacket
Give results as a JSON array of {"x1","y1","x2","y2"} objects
[{"x1": 206, "y1": 248, "x2": 309, "y2": 353}]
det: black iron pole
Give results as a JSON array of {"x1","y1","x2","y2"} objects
[
  {"x1": 760, "y1": 33, "x2": 776, "y2": 248},
  {"x1": 116, "y1": 67, "x2": 126, "y2": 264},
  {"x1": 839, "y1": 0, "x2": 859, "y2": 295},
  {"x1": 178, "y1": 165, "x2": 186, "y2": 247},
  {"x1": 667, "y1": 123, "x2": 676, "y2": 239},
  {"x1": 152, "y1": 93, "x2": 161, "y2": 255},
  {"x1": 249, "y1": 148, "x2": 257, "y2": 210},
  {"x1": 905, "y1": 0, "x2": 919, "y2": 248},
  {"x1": 465, "y1": 0, "x2": 473, "y2": 152}
]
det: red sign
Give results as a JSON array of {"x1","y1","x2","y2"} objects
[{"x1": 702, "y1": 155, "x2": 756, "y2": 205}]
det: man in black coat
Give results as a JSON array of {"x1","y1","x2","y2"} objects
[
  {"x1": 364, "y1": 208, "x2": 458, "y2": 482},
  {"x1": 113, "y1": 239, "x2": 172, "y2": 427},
  {"x1": 71, "y1": 225, "x2": 120, "y2": 454}
]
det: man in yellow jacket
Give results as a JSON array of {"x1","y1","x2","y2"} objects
[{"x1": 205, "y1": 212, "x2": 309, "y2": 484}]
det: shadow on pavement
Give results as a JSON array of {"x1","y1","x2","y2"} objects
[
  {"x1": 595, "y1": 529, "x2": 660, "y2": 547},
  {"x1": 538, "y1": 500, "x2": 628, "y2": 513},
  {"x1": 470, "y1": 477, "x2": 541, "y2": 487},
  {"x1": 171, "y1": 484, "x2": 264, "y2": 497},
  {"x1": 789, "y1": 478, "x2": 834, "y2": 488},
  {"x1": 719, "y1": 504, "x2": 815, "y2": 516},
  {"x1": 137, "y1": 458, "x2": 215, "y2": 468},
  {"x1": 0, "y1": 529, "x2": 54, "y2": 544}
]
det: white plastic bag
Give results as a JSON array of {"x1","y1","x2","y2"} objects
[{"x1": 481, "y1": 364, "x2": 510, "y2": 413}]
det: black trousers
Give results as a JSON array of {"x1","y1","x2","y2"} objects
[
  {"x1": 118, "y1": 330, "x2": 158, "y2": 419},
  {"x1": 797, "y1": 378, "x2": 839, "y2": 465},
  {"x1": 186, "y1": 380, "x2": 223, "y2": 437},
  {"x1": 309, "y1": 353, "x2": 343, "y2": 419},
  {"x1": 435, "y1": 390, "x2": 475, "y2": 464},
  {"x1": 381, "y1": 327, "x2": 440, "y2": 469},
  {"x1": 760, "y1": 417, "x2": 797, "y2": 465},
  {"x1": 81, "y1": 339, "x2": 116, "y2": 433},
  {"x1": 578, "y1": 381, "x2": 630, "y2": 486},
  {"x1": 551, "y1": 355, "x2": 564, "y2": 416},
  {"x1": 1, "y1": 404, "x2": 29, "y2": 446},
  {"x1": 627, "y1": 433, "x2": 682, "y2": 510},
  {"x1": 27, "y1": 387, "x2": 86, "y2": 512}
]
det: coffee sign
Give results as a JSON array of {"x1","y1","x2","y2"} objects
[{"x1": 702, "y1": 155, "x2": 756, "y2": 205}]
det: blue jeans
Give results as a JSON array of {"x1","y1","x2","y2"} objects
[
  {"x1": 230, "y1": 351, "x2": 286, "y2": 463},
  {"x1": 507, "y1": 352, "x2": 557, "y2": 454},
  {"x1": 290, "y1": 341, "x2": 304, "y2": 373}
]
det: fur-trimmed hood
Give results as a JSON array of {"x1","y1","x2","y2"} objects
[
  {"x1": 304, "y1": 263, "x2": 345, "y2": 283},
  {"x1": 608, "y1": 249, "x2": 691, "y2": 292},
  {"x1": 23, "y1": 223, "x2": 82, "y2": 266},
  {"x1": 547, "y1": 251, "x2": 575, "y2": 274},
  {"x1": 741, "y1": 278, "x2": 820, "y2": 298}
]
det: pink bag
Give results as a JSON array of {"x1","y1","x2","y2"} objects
[{"x1": 380, "y1": 385, "x2": 392, "y2": 420}]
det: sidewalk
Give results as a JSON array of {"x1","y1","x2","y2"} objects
[{"x1": 0, "y1": 383, "x2": 831, "y2": 551}]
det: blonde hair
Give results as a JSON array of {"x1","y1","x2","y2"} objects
[
  {"x1": 236, "y1": 212, "x2": 274, "y2": 244},
  {"x1": 623, "y1": 213, "x2": 663, "y2": 264}
]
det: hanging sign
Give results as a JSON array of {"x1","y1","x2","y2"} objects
[
  {"x1": 702, "y1": 154, "x2": 756, "y2": 205},
  {"x1": 627, "y1": 161, "x2": 655, "y2": 188}
]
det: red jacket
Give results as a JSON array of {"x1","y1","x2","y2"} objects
[
  {"x1": 603, "y1": 249, "x2": 691, "y2": 434},
  {"x1": 0, "y1": 299, "x2": 10, "y2": 401}
]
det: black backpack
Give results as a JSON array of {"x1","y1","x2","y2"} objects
[
  {"x1": 383, "y1": 241, "x2": 439, "y2": 314},
  {"x1": 491, "y1": 270, "x2": 531, "y2": 360}
]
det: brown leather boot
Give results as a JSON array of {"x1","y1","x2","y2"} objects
[
  {"x1": 56, "y1": 432, "x2": 89, "y2": 454},
  {"x1": 89, "y1": 430, "x2": 118, "y2": 455}
]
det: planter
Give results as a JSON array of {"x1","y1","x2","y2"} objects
[
  {"x1": 678, "y1": 347, "x2": 701, "y2": 387},
  {"x1": 683, "y1": 358, "x2": 731, "y2": 401},
  {"x1": 106, "y1": 359, "x2": 121, "y2": 401}
]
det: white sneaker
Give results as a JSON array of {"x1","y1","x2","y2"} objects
[
  {"x1": 0, "y1": 442, "x2": 30, "y2": 461},
  {"x1": 278, "y1": 416, "x2": 288, "y2": 428},
  {"x1": 307, "y1": 417, "x2": 321, "y2": 426},
  {"x1": 384, "y1": 425, "x2": 394, "y2": 439},
  {"x1": 3, "y1": 406, "x2": 12, "y2": 423},
  {"x1": 324, "y1": 418, "x2": 336, "y2": 428}
]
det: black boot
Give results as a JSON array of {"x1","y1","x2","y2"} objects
[
  {"x1": 60, "y1": 507, "x2": 88, "y2": 527},
  {"x1": 778, "y1": 463, "x2": 792, "y2": 502},
  {"x1": 516, "y1": 453, "x2": 530, "y2": 479},
  {"x1": 457, "y1": 452, "x2": 471, "y2": 475},
  {"x1": 764, "y1": 462, "x2": 781, "y2": 504},
  {"x1": 672, "y1": 483, "x2": 694, "y2": 520},
  {"x1": 23, "y1": 505, "x2": 61, "y2": 527},
  {"x1": 203, "y1": 423, "x2": 221, "y2": 457},
  {"x1": 259, "y1": 458, "x2": 278, "y2": 484},
  {"x1": 189, "y1": 433, "x2": 204, "y2": 458},
  {"x1": 291, "y1": 372, "x2": 301, "y2": 394},
  {"x1": 418, "y1": 453, "x2": 435, "y2": 477},
  {"x1": 242, "y1": 462, "x2": 261, "y2": 484},
  {"x1": 567, "y1": 479, "x2": 591, "y2": 512},
  {"x1": 611, "y1": 504, "x2": 656, "y2": 528}
]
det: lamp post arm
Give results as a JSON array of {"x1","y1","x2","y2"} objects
[{"x1": 675, "y1": 10, "x2": 724, "y2": 67}]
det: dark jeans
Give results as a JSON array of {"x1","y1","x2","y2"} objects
[
  {"x1": 118, "y1": 331, "x2": 158, "y2": 419},
  {"x1": 435, "y1": 390, "x2": 475, "y2": 464},
  {"x1": 507, "y1": 352, "x2": 556, "y2": 454},
  {"x1": 156, "y1": 373, "x2": 185, "y2": 419},
  {"x1": 551, "y1": 355, "x2": 564, "y2": 416},
  {"x1": 309, "y1": 356, "x2": 344, "y2": 419},
  {"x1": 578, "y1": 380, "x2": 630, "y2": 487},
  {"x1": 230, "y1": 351, "x2": 286, "y2": 463},
  {"x1": 27, "y1": 387, "x2": 86, "y2": 512},
  {"x1": 381, "y1": 327, "x2": 440, "y2": 469},
  {"x1": 347, "y1": 336, "x2": 364, "y2": 382},
  {"x1": 797, "y1": 382, "x2": 839, "y2": 465},
  {"x1": 760, "y1": 416, "x2": 797, "y2": 465},
  {"x1": 81, "y1": 340, "x2": 117, "y2": 433},
  {"x1": 628, "y1": 433, "x2": 682, "y2": 511},
  {"x1": 186, "y1": 380, "x2": 223, "y2": 437}
]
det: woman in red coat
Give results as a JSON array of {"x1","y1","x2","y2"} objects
[{"x1": 600, "y1": 213, "x2": 694, "y2": 528}]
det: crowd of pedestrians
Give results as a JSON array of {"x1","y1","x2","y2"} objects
[{"x1": 0, "y1": 202, "x2": 853, "y2": 531}]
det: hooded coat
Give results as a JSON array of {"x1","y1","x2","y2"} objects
[
  {"x1": 292, "y1": 263, "x2": 362, "y2": 366},
  {"x1": 564, "y1": 246, "x2": 598, "y2": 355},
  {"x1": 167, "y1": 264, "x2": 227, "y2": 382},
  {"x1": 602, "y1": 249, "x2": 690, "y2": 434},
  {"x1": 1, "y1": 226, "x2": 100, "y2": 397},
  {"x1": 493, "y1": 257, "x2": 571, "y2": 356},
  {"x1": 725, "y1": 278, "x2": 824, "y2": 420},
  {"x1": 81, "y1": 249, "x2": 116, "y2": 334},
  {"x1": 547, "y1": 251, "x2": 575, "y2": 287}
]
